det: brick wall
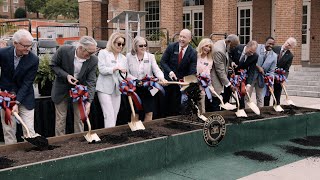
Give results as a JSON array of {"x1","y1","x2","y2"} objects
[
  {"x1": 252, "y1": 0, "x2": 272, "y2": 43},
  {"x1": 0, "y1": 0, "x2": 26, "y2": 18},
  {"x1": 310, "y1": 0, "x2": 320, "y2": 64},
  {"x1": 160, "y1": 0, "x2": 183, "y2": 39},
  {"x1": 274, "y1": 0, "x2": 302, "y2": 65}
]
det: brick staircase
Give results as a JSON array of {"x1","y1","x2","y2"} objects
[{"x1": 286, "y1": 66, "x2": 320, "y2": 97}]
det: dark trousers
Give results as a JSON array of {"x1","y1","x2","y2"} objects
[
  {"x1": 264, "y1": 83, "x2": 282, "y2": 106},
  {"x1": 164, "y1": 85, "x2": 182, "y2": 116},
  {"x1": 207, "y1": 96, "x2": 222, "y2": 112}
]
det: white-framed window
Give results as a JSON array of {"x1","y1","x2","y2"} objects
[
  {"x1": 183, "y1": 1, "x2": 204, "y2": 37},
  {"x1": 3, "y1": 0, "x2": 8, "y2": 2},
  {"x1": 237, "y1": 1, "x2": 252, "y2": 44},
  {"x1": 144, "y1": 0, "x2": 160, "y2": 41},
  {"x1": 3, "y1": 5, "x2": 8, "y2": 13},
  {"x1": 13, "y1": 0, "x2": 19, "y2": 3}
]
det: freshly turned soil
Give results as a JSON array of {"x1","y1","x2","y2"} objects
[
  {"x1": 290, "y1": 136, "x2": 320, "y2": 147},
  {"x1": 234, "y1": 150, "x2": 278, "y2": 162},
  {"x1": 279, "y1": 145, "x2": 320, "y2": 157},
  {"x1": 0, "y1": 105, "x2": 318, "y2": 169}
]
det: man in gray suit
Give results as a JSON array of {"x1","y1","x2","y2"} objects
[
  {"x1": 247, "y1": 37, "x2": 277, "y2": 107},
  {"x1": 50, "y1": 36, "x2": 98, "y2": 136},
  {"x1": 210, "y1": 34, "x2": 239, "y2": 111}
]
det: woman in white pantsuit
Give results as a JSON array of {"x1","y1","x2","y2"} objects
[{"x1": 96, "y1": 32, "x2": 127, "y2": 128}]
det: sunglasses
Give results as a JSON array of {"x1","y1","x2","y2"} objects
[
  {"x1": 116, "y1": 42, "x2": 125, "y2": 47},
  {"x1": 138, "y1": 44, "x2": 147, "y2": 48}
]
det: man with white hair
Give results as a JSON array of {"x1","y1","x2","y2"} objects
[
  {"x1": 160, "y1": 29, "x2": 197, "y2": 116},
  {"x1": 264, "y1": 37, "x2": 297, "y2": 106},
  {"x1": 0, "y1": 29, "x2": 39, "y2": 144},
  {"x1": 50, "y1": 36, "x2": 98, "y2": 136}
]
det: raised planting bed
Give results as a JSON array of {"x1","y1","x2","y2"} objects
[{"x1": 0, "y1": 105, "x2": 319, "y2": 180}]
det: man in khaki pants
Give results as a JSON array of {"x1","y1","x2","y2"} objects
[
  {"x1": 0, "y1": 29, "x2": 39, "y2": 144},
  {"x1": 50, "y1": 36, "x2": 98, "y2": 136}
]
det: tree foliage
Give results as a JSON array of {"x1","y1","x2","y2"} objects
[
  {"x1": 41, "y1": 0, "x2": 79, "y2": 19},
  {"x1": 25, "y1": 0, "x2": 47, "y2": 18},
  {"x1": 14, "y1": 8, "x2": 27, "y2": 18}
]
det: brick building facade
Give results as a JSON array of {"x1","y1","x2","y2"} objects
[{"x1": 78, "y1": 0, "x2": 319, "y2": 66}]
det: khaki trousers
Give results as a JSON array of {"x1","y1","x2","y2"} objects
[
  {"x1": 54, "y1": 99, "x2": 84, "y2": 136},
  {"x1": 1, "y1": 105, "x2": 35, "y2": 144}
]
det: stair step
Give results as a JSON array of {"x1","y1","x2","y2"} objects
[
  {"x1": 287, "y1": 76, "x2": 319, "y2": 81},
  {"x1": 289, "y1": 71, "x2": 320, "y2": 76},
  {"x1": 287, "y1": 80, "x2": 319, "y2": 86},
  {"x1": 292, "y1": 67, "x2": 320, "y2": 72},
  {"x1": 286, "y1": 90, "x2": 320, "y2": 98},
  {"x1": 286, "y1": 85, "x2": 320, "y2": 92}
]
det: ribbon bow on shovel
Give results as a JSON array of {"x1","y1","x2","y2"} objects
[
  {"x1": 0, "y1": 90, "x2": 48, "y2": 148},
  {"x1": 70, "y1": 84, "x2": 101, "y2": 143}
]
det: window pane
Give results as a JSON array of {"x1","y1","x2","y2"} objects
[
  {"x1": 145, "y1": 1, "x2": 160, "y2": 41},
  {"x1": 302, "y1": 35, "x2": 306, "y2": 44}
]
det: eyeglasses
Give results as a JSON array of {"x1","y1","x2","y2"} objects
[
  {"x1": 116, "y1": 42, "x2": 125, "y2": 47},
  {"x1": 138, "y1": 44, "x2": 147, "y2": 48},
  {"x1": 83, "y1": 47, "x2": 96, "y2": 55},
  {"x1": 17, "y1": 42, "x2": 33, "y2": 48}
]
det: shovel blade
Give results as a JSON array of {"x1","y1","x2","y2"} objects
[
  {"x1": 220, "y1": 103, "x2": 237, "y2": 110},
  {"x1": 84, "y1": 132, "x2": 101, "y2": 143},
  {"x1": 247, "y1": 102, "x2": 260, "y2": 115},
  {"x1": 286, "y1": 99, "x2": 295, "y2": 106},
  {"x1": 235, "y1": 109, "x2": 247, "y2": 117},
  {"x1": 273, "y1": 105, "x2": 284, "y2": 112},
  {"x1": 128, "y1": 120, "x2": 146, "y2": 131}
]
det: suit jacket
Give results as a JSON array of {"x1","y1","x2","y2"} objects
[
  {"x1": 229, "y1": 44, "x2": 258, "y2": 85},
  {"x1": 0, "y1": 46, "x2": 39, "y2": 110},
  {"x1": 253, "y1": 44, "x2": 277, "y2": 88},
  {"x1": 160, "y1": 42, "x2": 197, "y2": 80},
  {"x1": 126, "y1": 52, "x2": 164, "y2": 80},
  {"x1": 50, "y1": 46, "x2": 98, "y2": 103},
  {"x1": 96, "y1": 49, "x2": 130, "y2": 95},
  {"x1": 210, "y1": 39, "x2": 230, "y2": 95},
  {"x1": 273, "y1": 46, "x2": 293, "y2": 78}
]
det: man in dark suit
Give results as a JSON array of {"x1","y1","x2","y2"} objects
[
  {"x1": 229, "y1": 40, "x2": 259, "y2": 109},
  {"x1": 0, "y1": 29, "x2": 39, "y2": 144},
  {"x1": 50, "y1": 36, "x2": 98, "y2": 136},
  {"x1": 264, "y1": 37, "x2": 296, "y2": 106},
  {"x1": 160, "y1": 29, "x2": 197, "y2": 116}
]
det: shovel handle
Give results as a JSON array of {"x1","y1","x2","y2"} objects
[
  {"x1": 268, "y1": 86, "x2": 278, "y2": 105},
  {"x1": 233, "y1": 91, "x2": 241, "y2": 111},
  {"x1": 86, "y1": 118, "x2": 92, "y2": 133},
  {"x1": 280, "y1": 83, "x2": 289, "y2": 99},
  {"x1": 128, "y1": 96, "x2": 136, "y2": 118},
  {"x1": 13, "y1": 112, "x2": 31, "y2": 138},
  {"x1": 209, "y1": 86, "x2": 224, "y2": 105},
  {"x1": 160, "y1": 81, "x2": 189, "y2": 86}
]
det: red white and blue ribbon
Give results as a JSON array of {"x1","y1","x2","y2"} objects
[
  {"x1": 229, "y1": 69, "x2": 247, "y2": 97},
  {"x1": 0, "y1": 91, "x2": 16, "y2": 125},
  {"x1": 141, "y1": 75, "x2": 165, "y2": 95},
  {"x1": 119, "y1": 78, "x2": 143, "y2": 111},
  {"x1": 264, "y1": 73, "x2": 274, "y2": 96},
  {"x1": 197, "y1": 73, "x2": 212, "y2": 102},
  {"x1": 274, "y1": 68, "x2": 287, "y2": 83},
  {"x1": 69, "y1": 84, "x2": 89, "y2": 123}
]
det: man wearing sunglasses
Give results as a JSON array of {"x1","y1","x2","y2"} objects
[
  {"x1": 50, "y1": 36, "x2": 98, "y2": 136},
  {"x1": 0, "y1": 29, "x2": 39, "y2": 144}
]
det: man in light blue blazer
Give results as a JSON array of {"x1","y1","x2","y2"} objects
[{"x1": 246, "y1": 37, "x2": 277, "y2": 107}]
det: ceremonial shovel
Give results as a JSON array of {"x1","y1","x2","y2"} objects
[
  {"x1": 84, "y1": 117, "x2": 101, "y2": 143},
  {"x1": 281, "y1": 83, "x2": 295, "y2": 105},
  {"x1": 209, "y1": 86, "x2": 237, "y2": 111},
  {"x1": 13, "y1": 112, "x2": 49, "y2": 148},
  {"x1": 246, "y1": 92, "x2": 260, "y2": 115},
  {"x1": 128, "y1": 96, "x2": 145, "y2": 131},
  {"x1": 233, "y1": 91, "x2": 247, "y2": 117},
  {"x1": 268, "y1": 86, "x2": 284, "y2": 112}
]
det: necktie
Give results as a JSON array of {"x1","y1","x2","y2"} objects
[
  {"x1": 262, "y1": 52, "x2": 268, "y2": 65},
  {"x1": 178, "y1": 47, "x2": 184, "y2": 64},
  {"x1": 240, "y1": 54, "x2": 245, "y2": 63},
  {"x1": 278, "y1": 50, "x2": 283, "y2": 61}
]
